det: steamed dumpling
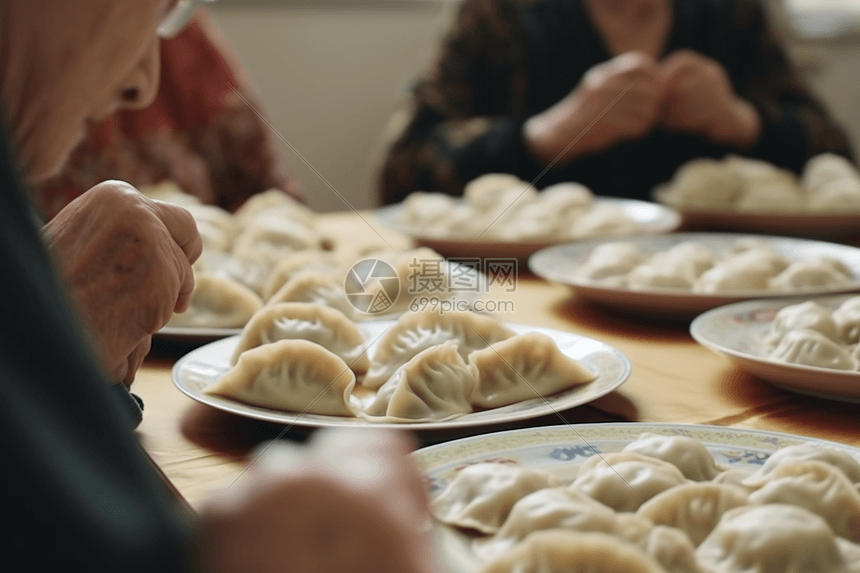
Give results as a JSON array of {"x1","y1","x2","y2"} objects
[
  {"x1": 696, "y1": 504, "x2": 844, "y2": 573},
  {"x1": 743, "y1": 441, "x2": 860, "y2": 486},
  {"x1": 769, "y1": 328, "x2": 856, "y2": 370},
  {"x1": 636, "y1": 482, "x2": 748, "y2": 546},
  {"x1": 204, "y1": 339, "x2": 360, "y2": 416},
  {"x1": 480, "y1": 530, "x2": 667, "y2": 573},
  {"x1": 571, "y1": 452, "x2": 687, "y2": 513},
  {"x1": 463, "y1": 173, "x2": 531, "y2": 210},
  {"x1": 569, "y1": 204, "x2": 642, "y2": 239},
  {"x1": 810, "y1": 176, "x2": 860, "y2": 212},
  {"x1": 360, "y1": 342, "x2": 477, "y2": 422},
  {"x1": 266, "y1": 271, "x2": 358, "y2": 320},
  {"x1": 833, "y1": 296, "x2": 860, "y2": 344},
  {"x1": 802, "y1": 152, "x2": 860, "y2": 193},
  {"x1": 763, "y1": 300, "x2": 839, "y2": 350},
  {"x1": 261, "y1": 250, "x2": 340, "y2": 301},
  {"x1": 230, "y1": 302, "x2": 369, "y2": 373},
  {"x1": 769, "y1": 258, "x2": 853, "y2": 292},
  {"x1": 575, "y1": 242, "x2": 647, "y2": 281},
  {"x1": 644, "y1": 525, "x2": 703, "y2": 573},
  {"x1": 364, "y1": 310, "x2": 516, "y2": 389},
  {"x1": 621, "y1": 433, "x2": 724, "y2": 481},
  {"x1": 234, "y1": 188, "x2": 317, "y2": 229},
  {"x1": 736, "y1": 179, "x2": 805, "y2": 212},
  {"x1": 626, "y1": 253, "x2": 697, "y2": 290},
  {"x1": 660, "y1": 158, "x2": 742, "y2": 209},
  {"x1": 167, "y1": 273, "x2": 263, "y2": 328},
  {"x1": 474, "y1": 486, "x2": 618, "y2": 562},
  {"x1": 468, "y1": 332, "x2": 597, "y2": 409},
  {"x1": 430, "y1": 462, "x2": 559, "y2": 534},
  {"x1": 693, "y1": 248, "x2": 787, "y2": 293}
]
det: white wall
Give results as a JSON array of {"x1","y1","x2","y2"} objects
[{"x1": 209, "y1": 2, "x2": 453, "y2": 212}]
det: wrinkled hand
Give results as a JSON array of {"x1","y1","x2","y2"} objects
[
  {"x1": 199, "y1": 430, "x2": 436, "y2": 573},
  {"x1": 660, "y1": 50, "x2": 760, "y2": 147},
  {"x1": 525, "y1": 51, "x2": 665, "y2": 163},
  {"x1": 45, "y1": 180, "x2": 202, "y2": 386}
]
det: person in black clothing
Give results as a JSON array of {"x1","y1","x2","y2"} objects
[
  {"x1": 0, "y1": 1, "x2": 433, "y2": 571},
  {"x1": 379, "y1": 0, "x2": 853, "y2": 204}
]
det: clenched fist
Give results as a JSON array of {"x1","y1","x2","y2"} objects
[{"x1": 44, "y1": 180, "x2": 202, "y2": 386}]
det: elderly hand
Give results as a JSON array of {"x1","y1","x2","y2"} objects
[
  {"x1": 44, "y1": 180, "x2": 202, "y2": 387},
  {"x1": 199, "y1": 429, "x2": 436, "y2": 573},
  {"x1": 525, "y1": 51, "x2": 665, "y2": 164},
  {"x1": 659, "y1": 50, "x2": 761, "y2": 147}
]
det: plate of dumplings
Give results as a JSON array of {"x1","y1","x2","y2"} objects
[
  {"x1": 377, "y1": 173, "x2": 680, "y2": 261},
  {"x1": 417, "y1": 422, "x2": 860, "y2": 573},
  {"x1": 529, "y1": 232, "x2": 860, "y2": 319},
  {"x1": 691, "y1": 294, "x2": 860, "y2": 402},
  {"x1": 171, "y1": 305, "x2": 631, "y2": 430},
  {"x1": 654, "y1": 153, "x2": 860, "y2": 238}
]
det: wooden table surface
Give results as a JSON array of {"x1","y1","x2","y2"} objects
[{"x1": 135, "y1": 211, "x2": 860, "y2": 510}]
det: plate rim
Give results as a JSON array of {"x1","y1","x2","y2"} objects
[
  {"x1": 376, "y1": 196, "x2": 681, "y2": 246},
  {"x1": 171, "y1": 321, "x2": 632, "y2": 431},
  {"x1": 528, "y1": 232, "x2": 860, "y2": 306}
]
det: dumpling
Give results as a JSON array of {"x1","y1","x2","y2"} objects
[
  {"x1": 626, "y1": 253, "x2": 697, "y2": 290},
  {"x1": 833, "y1": 296, "x2": 860, "y2": 344},
  {"x1": 430, "y1": 462, "x2": 559, "y2": 534},
  {"x1": 230, "y1": 303, "x2": 369, "y2": 374},
  {"x1": 769, "y1": 258, "x2": 853, "y2": 291},
  {"x1": 474, "y1": 486, "x2": 618, "y2": 562},
  {"x1": 234, "y1": 189, "x2": 317, "y2": 229},
  {"x1": 643, "y1": 525, "x2": 702, "y2": 573},
  {"x1": 360, "y1": 342, "x2": 477, "y2": 422},
  {"x1": 468, "y1": 332, "x2": 597, "y2": 410},
  {"x1": 810, "y1": 176, "x2": 860, "y2": 212},
  {"x1": 266, "y1": 271, "x2": 357, "y2": 320},
  {"x1": 762, "y1": 300, "x2": 840, "y2": 350},
  {"x1": 725, "y1": 154, "x2": 798, "y2": 186},
  {"x1": 769, "y1": 328, "x2": 856, "y2": 370},
  {"x1": 636, "y1": 482, "x2": 748, "y2": 546},
  {"x1": 480, "y1": 530, "x2": 666, "y2": 573},
  {"x1": 621, "y1": 432, "x2": 723, "y2": 481},
  {"x1": 692, "y1": 249, "x2": 786, "y2": 293},
  {"x1": 745, "y1": 459, "x2": 860, "y2": 542},
  {"x1": 569, "y1": 204, "x2": 642, "y2": 239},
  {"x1": 182, "y1": 202, "x2": 241, "y2": 253},
  {"x1": 696, "y1": 504, "x2": 844, "y2": 573},
  {"x1": 463, "y1": 173, "x2": 531, "y2": 210},
  {"x1": 661, "y1": 241, "x2": 716, "y2": 277},
  {"x1": 207, "y1": 254, "x2": 271, "y2": 297},
  {"x1": 232, "y1": 212, "x2": 321, "y2": 267},
  {"x1": 401, "y1": 191, "x2": 458, "y2": 231},
  {"x1": 539, "y1": 182, "x2": 594, "y2": 218},
  {"x1": 571, "y1": 452, "x2": 687, "y2": 513},
  {"x1": 743, "y1": 441, "x2": 860, "y2": 486},
  {"x1": 167, "y1": 273, "x2": 263, "y2": 328},
  {"x1": 802, "y1": 152, "x2": 860, "y2": 193},
  {"x1": 575, "y1": 241, "x2": 647, "y2": 281},
  {"x1": 261, "y1": 250, "x2": 340, "y2": 301},
  {"x1": 736, "y1": 179, "x2": 805, "y2": 212},
  {"x1": 363, "y1": 309, "x2": 516, "y2": 389},
  {"x1": 660, "y1": 157, "x2": 742, "y2": 209},
  {"x1": 204, "y1": 339, "x2": 360, "y2": 417}
]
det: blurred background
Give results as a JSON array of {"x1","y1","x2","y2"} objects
[{"x1": 209, "y1": 0, "x2": 860, "y2": 212}]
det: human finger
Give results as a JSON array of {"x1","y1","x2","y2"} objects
[
  {"x1": 173, "y1": 245, "x2": 196, "y2": 314},
  {"x1": 122, "y1": 335, "x2": 152, "y2": 387},
  {"x1": 151, "y1": 200, "x2": 204, "y2": 264}
]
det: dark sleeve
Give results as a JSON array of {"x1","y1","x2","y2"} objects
[
  {"x1": 0, "y1": 127, "x2": 197, "y2": 571},
  {"x1": 727, "y1": 0, "x2": 854, "y2": 170},
  {"x1": 378, "y1": 0, "x2": 538, "y2": 204}
]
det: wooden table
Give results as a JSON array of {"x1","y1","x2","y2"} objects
[{"x1": 135, "y1": 211, "x2": 860, "y2": 510}]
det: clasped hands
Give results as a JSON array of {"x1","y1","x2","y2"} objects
[{"x1": 525, "y1": 50, "x2": 762, "y2": 164}]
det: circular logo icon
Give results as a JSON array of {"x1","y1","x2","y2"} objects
[{"x1": 344, "y1": 258, "x2": 400, "y2": 315}]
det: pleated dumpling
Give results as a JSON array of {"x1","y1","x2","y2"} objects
[
  {"x1": 204, "y1": 339, "x2": 359, "y2": 417},
  {"x1": 574, "y1": 241, "x2": 647, "y2": 281},
  {"x1": 571, "y1": 452, "x2": 687, "y2": 513},
  {"x1": 763, "y1": 300, "x2": 839, "y2": 350},
  {"x1": 167, "y1": 273, "x2": 263, "y2": 328},
  {"x1": 363, "y1": 310, "x2": 516, "y2": 389},
  {"x1": 769, "y1": 257, "x2": 854, "y2": 291},
  {"x1": 644, "y1": 525, "x2": 702, "y2": 573},
  {"x1": 430, "y1": 462, "x2": 559, "y2": 535},
  {"x1": 468, "y1": 332, "x2": 597, "y2": 410},
  {"x1": 696, "y1": 505, "x2": 844, "y2": 573},
  {"x1": 480, "y1": 530, "x2": 666, "y2": 573},
  {"x1": 474, "y1": 486, "x2": 618, "y2": 562},
  {"x1": 745, "y1": 459, "x2": 860, "y2": 542},
  {"x1": 261, "y1": 250, "x2": 339, "y2": 301},
  {"x1": 833, "y1": 296, "x2": 860, "y2": 344},
  {"x1": 266, "y1": 271, "x2": 358, "y2": 320},
  {"x1": 636, "y1": 482, "x2": 749, "y2": 546},
  {"x1": 769, "y1": 328, "x2": 856, "y2": 370},
  {"x1": 621, "y1": 433, "x2": 723, "y2": 481},
  {"x1": 692, "y1": 248, "x2": 786, "y2": 293},
  {"x1": 230, "y1": 303, "x2": 369, "y2": 373},
  {"x1": 744, "y1": 441, "x2": 860, "y2": 485},
  {"x1": 360, "y1": 342, "x2": 477, "y2": 422}
]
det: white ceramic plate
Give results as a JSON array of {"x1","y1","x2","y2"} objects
[
  {"x1": 376, "y1": 197, "x2": 680, "y2": 261},
  {"x1": 653, "y1": 187, "x2": 860, "y2": 239},
  {"x1": 417, "y1": 422, "x2": 860, "y2": 573},
  {"x1": 691, "y1": 294, "x2": 860, "y2": 402},
  {"x1": 156, "y1": 325, "x2": 243, "y2": 344},
  {"x1": 172, "y1": 321, "x2": 631, "y2": 431},
  {"x1": 529, "y1": 233, "x2": 860, "y2": 319}
]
